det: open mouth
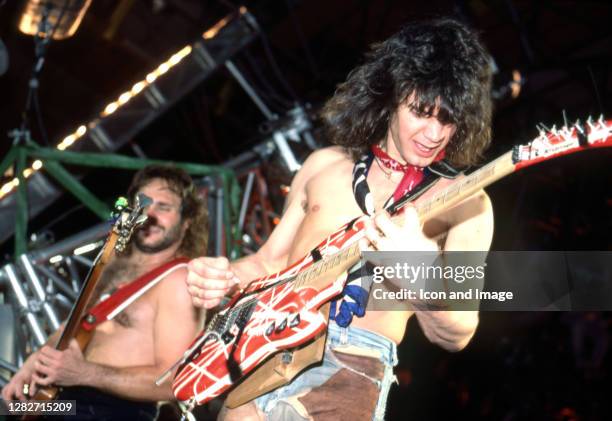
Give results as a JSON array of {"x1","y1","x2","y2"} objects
[{"x1": 413, "y1": 140, "x2": 437, "y2": 156}]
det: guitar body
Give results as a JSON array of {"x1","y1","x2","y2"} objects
[
  {"x1": 172, "y1": 264, "x2": 353, "y2": 404},
  {"x1": 225, "y1": 305, "x2": 329, "y2": 408},
  {"x1": 173, "y1": 216, "x2": 368, "y2": 406},
  {"x1": 27, "y1": 328, "x2": 93, "y2": 403}
]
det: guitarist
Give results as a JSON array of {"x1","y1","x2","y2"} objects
[
  {"x1": 187, "y1": 18, "x2": 494, "y2": 421},
  {"x1": 2, "y1": 165, "x2": 208, "y2": 420}
]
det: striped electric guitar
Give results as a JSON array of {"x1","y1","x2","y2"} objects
[{"x1": 170, "y1": 117, "x2": 612, "y2": 410}]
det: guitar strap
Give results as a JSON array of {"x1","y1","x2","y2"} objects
[
  {"x1": 81, "y1": 257, "x2": 190, "y2": 331},
  {"x1": 330, "y1": 146, "x2": 457, "y2": 327}
]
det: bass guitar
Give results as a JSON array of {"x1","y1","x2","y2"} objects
[
  {"x1": 25, "y1": 194, "x2": 150, "y2": 405},
  {"x1": 171, "y1": 117, "x2": 612, "y2": 410}
]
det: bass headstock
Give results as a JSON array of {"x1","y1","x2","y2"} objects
[
  {"x1": 111, "y1": 193, "x2": 152, "y2": 253},
  {"x1": 512, "y1": 116, "x2": 612, "y2": 170}
]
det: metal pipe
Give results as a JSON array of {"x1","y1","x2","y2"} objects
[
  {"x1": 52, "y1": 293, "x2": 74, "y2": 311},
  {"x1": 2, "y1": 264, "x2": 46, "y2": 347},
  {"x1": 238, "y1": 172, "x2": 256, "y2": 232},
  {"x1": 64, "y1": 256, "x2": 82, "y2": 294},
  {"x1": 72, "y1": 254, "x2": 94, "y2": 267},
  {"x1": 28, "y1": 222, "x2": 109, "y2": 264},
  {"x1": 273, "y1": 131, "x2": 301, "y2": 172},
  {"x1": 19, "y1": 255, "x2": 60, "y2": 330},
  {"x1": 225, "y1": 59, "x2": 276, "y2": 121},
  {"x1": 35, "y1": 265, "x2": 78, "y2": 301},
  {"x1": 215, "y1": 183, "x2": 224, "y2": 256},
  {"x1": 0, "y1": 357, "x2": 18, "y2": 373}
]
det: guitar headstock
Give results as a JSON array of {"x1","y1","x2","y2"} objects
[
  {"x1": 112, "y1": 193, "x2": 152, "y2": 253},
  {"x1": 512, "y1": 116, "x2": 612, "y2": 169}
]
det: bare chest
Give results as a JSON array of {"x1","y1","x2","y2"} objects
[
  {"x1": 287, "y1": 162, "x2": 451, "y2": 263},
  {"x1": 92, "y1": 260, "x2": 157, "y2": 329}
]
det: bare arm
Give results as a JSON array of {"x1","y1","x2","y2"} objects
[
  {"x1": 414, "y1": 191, "x2": 494, "y2": 351},
  {"x1": 187, "y1": 147, "x2": 347, "y2": 308},
  {"x1": 32, "y1": 269, "x2": 202, "y2": 401},
  {"x1": 232, "y1": 147, "x2": 348, "y2": 282}
]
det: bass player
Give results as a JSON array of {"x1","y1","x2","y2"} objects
[{"x1": 2, "y1": 165, "x2": 207, "y2": 420}]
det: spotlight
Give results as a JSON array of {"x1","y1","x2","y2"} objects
[{"x1": 18, "y1": 0, "x2": 92, "y2": 40}]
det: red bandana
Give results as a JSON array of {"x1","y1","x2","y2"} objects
[{"x1": 372, "y1": 144, "x2": 445, "y2": 203}]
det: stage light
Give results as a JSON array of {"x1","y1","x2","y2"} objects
[
  {"x1": 1, "y1": 10, "x2": 237, "y2": 200},
  {"x1": 18, "y1": 0, "x2": 92, "y2": 40},
  {"x1": 73, "y1": 241, "x2": 100, "y2": 255}
]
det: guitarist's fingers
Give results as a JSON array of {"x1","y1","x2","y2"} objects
[
  {"x1": 5, "y1": 380, "x2": 22, "y2": 401},
  {"x1": 14, "y1": 385, "x2": 24, "y2": 401},
  {"x1": 187, "y1": 285, "x2": 227, "y2": 300},
  {"x1": 192, "y1": 296, "x2": 221, "y2": 309},
  {"x1": 27, "y1": 381, "x2": 38, "y2": 400},
  {"x1": 373, "y1": 213, "x2": 398, "y2": 239},
  {"x1": 189, "y1": 257, "x2": 233, "y2": 280},
  {"x1": 38, "y1": 345, "x2": 61, "y2": 360},
  {"x1": 34, "y1": 360, "x2": 54, "y2": 377},
  {"x1": 31, "y1": 372, "x2": 53, "y2": 387},
  {"x1": 364, "y1": 226, "x2": 382, "y2": 250},
  {"x1": 68, "y1": 339, "x2": 82, "y2": 354},
  {"x1": 402, "y1": 206, "x2": 422, "y2": 233},
  {"x1": 189, "y1": 278, "x2": 233, "y2": 291}
]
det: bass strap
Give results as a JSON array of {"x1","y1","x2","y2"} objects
[{"x1": 81, "y1": 257, "x2": 190, "y2": 331}]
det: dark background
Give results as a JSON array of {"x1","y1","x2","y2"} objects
[{"x1": 1, "y1": 0, "x2": 611, "y2": 419}]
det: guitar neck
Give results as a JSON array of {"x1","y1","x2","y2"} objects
[
  {"x1": 55, "y1": 233, "x2": 116, "y2": 350},
  {"x1": 294, "y1": 151, "x2": 517, "y2": 290},
  {"x1": 415, "y1": 150, "x2": 515, "y2": 221}
]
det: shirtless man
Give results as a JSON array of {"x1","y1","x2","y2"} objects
[
  {"x1": 2, "y1": 165, "x2": 207, "y2": 420},
  {"x1": 187, "y1": 18, "x2": 494, "y2": 420}
]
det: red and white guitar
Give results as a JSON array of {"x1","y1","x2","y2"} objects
[{"x1": 169, "y1": 117, "x2": 612, "y2": 410}]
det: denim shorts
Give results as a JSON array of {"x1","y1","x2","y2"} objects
[{"x1": 254, "y1": 321, "x2": 398, "y2": 421}]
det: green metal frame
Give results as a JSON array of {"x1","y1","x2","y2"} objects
[{"x1": 0, "y1": 141, "x2": 242, "y2": 258}]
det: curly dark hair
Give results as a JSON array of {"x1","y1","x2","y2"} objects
[
  {"x1": 127, "y1": 165, "x2": 208, "y2": 258},
  {"x1": 322, "y1": 18, "x2": 493, "y2": 167}
]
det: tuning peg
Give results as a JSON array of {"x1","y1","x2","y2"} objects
[
  {"x1": 137, "y1": 193, "x2": 153, "y2": 208},
  {"x1": 587, "y1": 116, "x2": 596, "y2": 132},
  {"x1": 574, "y1": 119, "x2": 588, "y2": 147},
  {"x1": 115, "y1": 196, "x2": 128, "y2": 209},
  {"x1": 135, "y1": 214, "x2": 148, "y2": 225}
]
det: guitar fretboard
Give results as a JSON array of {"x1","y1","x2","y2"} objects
[
  {"x1": 293, "y1": 242, "x2": 361, "y2": 289},
  {"x1": 414, "y1": 150, "x2": 515, "y2": 221},
  {"x1": 293, "y1": 151, "x2": 518, "y2": 290}
]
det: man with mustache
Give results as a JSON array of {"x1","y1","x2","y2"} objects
[
  {"x1": 186, "y1": 18, "x2": 494, "y2": 421},
  {"x1": 2, "y1": 165, "x2": 208, "y2": 420}
]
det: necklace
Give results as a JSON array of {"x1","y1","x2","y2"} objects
[{"x1": 374, "y1": 155, "x2": 393, "y2": 179}]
